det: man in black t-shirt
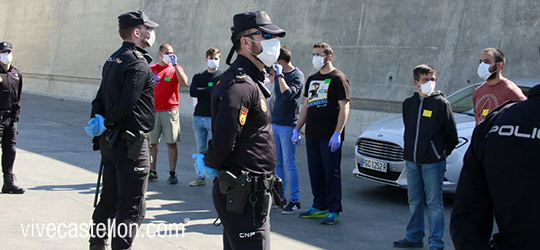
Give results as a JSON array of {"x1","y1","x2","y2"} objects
[
  {"x1": 293, "y1": 42, "x2": 350, "y2": 225},
  {"x1": 189, "y1": 48, "x2": 222, "y2": 186}
]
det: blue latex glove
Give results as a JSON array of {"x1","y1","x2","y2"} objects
[
  {"x1": 169, "y1": 54, "x2": 177, "y2": 66},
  {"x1": 273, "y1": 63, "x2": 283, "y2": 76},
  {"x1": 84, "y1": 117, "x2": 98, "y2": 136},
  {"x1": 84, "y1": 114, "x2": 107, "y2": 137},
  {"x1": 291, "y1": 128, "x2": 301, "y2": 145},
  {"x1": 94, "y1": 114, "x2": 107, "y2": 136},
  {"x1": 192, "y1": 153, "x2": 218, "y2": 178},
  {"x1": 328, "y1": 132, "x2": 341, "y2": 152}
]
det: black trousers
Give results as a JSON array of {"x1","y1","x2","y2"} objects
[
  {"x1": 1, "y1": 118, "x2": 16, "y2": 176},
  {"x1": 212, "y1": 180, "x2": 271, "y2": 250},
  {"x1": 89, "y1": 136, "x2": 149, "y2": 250}
]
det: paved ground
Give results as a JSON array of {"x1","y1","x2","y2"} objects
[{"x1": 0, "y1": 93, "x2": 456, "y2": 250}]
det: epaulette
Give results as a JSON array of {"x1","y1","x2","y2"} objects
[{"x1": 235, "y1": 67, "x2": 247, "y2": 80}]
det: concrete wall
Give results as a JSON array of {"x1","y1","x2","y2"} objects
[{"x1": 2, "y1": 0, "x2": 540, "y2": 137}]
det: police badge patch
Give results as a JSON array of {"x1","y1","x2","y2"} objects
[{"x1": 239, "y1": 106, "x2": 249, "y2": 125}]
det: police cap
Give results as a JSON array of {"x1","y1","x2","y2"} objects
[
  {"x1": 232, "y1": 11, "x2": 286, "y2": 37},
  {"x1": 118, "y1": 10, "x2": 159, "y2": 30},
  {"x1": 0, "y1": 41, "x2": 12, "y2": 52}
]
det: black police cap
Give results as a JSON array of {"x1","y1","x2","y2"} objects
[
  {"x1": 232, "y1": 11, "x2": 286, "y2": 37},
  {"x1": 118, "y1": 10, "x2": 159, "y2": 30},
  {"x1": 0, "y1": 41, "x2": 12, "y2": 52}
]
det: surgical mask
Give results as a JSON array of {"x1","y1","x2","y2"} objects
[
  {"x1": 420, "y1": 81, "x2": 435, "y2": 96},
  {"x1": 249, "y1": 38, "x2": 280, "y2": 67},
  {"x1": 477, "y1": 62, "x2": 496, "y2": 80},
  {"x1": 162, "y1": 54, "x2": 171, "y2": 64},
  {"x1": 0, "y1": 52, "x2": 12, "y2": 65},
  {"x1": 207, "y1": 59, "x2": 219, "y2": 69},
  {"x1": 312, "y1": 56, "x2": 326, "y2": 70},
  {"x1": 146, "y1": 29, "x2": 155, "y2": 47}
]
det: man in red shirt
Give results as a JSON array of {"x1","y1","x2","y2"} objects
[
  {"x1": 473, "y1": 48, "x2": 526, "y2": 125},
  {"x1": 149, "y1": 43, "x2": 188, "y2": 184}
]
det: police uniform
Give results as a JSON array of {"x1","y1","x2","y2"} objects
[
  {"x1": 204, "y1": 11, "x2": 285, "y2": 250},
  {"x1": 0, "y1": 41, "x2": 24, "y2": 194},
  {"x1": 450, "y1": 84, "x2": 540, "y2": 249},
  {"x1": 88, "y1": 11, "x2": 158, "y2": 250}
]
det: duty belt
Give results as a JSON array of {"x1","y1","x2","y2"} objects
[{"x1": 0, "y1": 110, "x2": 12, "y2": 120}]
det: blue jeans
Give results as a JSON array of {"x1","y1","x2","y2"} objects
[
  {"x1": 404, "y1": 160, "x2": 446, "y2": 249},
  {"x1": 193, "y1": 116, "x2": 212, "y2": 154},
  {"x1": 272, "y1": 124, "x2": 299, "y2": 202}
]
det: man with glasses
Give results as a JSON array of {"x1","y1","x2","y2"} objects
[
  {"x1": 293, "y1": 42, "x2": 350, "y2": 225},
  {"x1": 202, "y1": 11, "x2": 285, "y2": 250},
  {"x1": 473, "y1": 48, "x2": 525, "y2": 125},
  {"x1": 86, "y1": 10, "x2": 158, "y2": 250},
  {"x1": 148, "y1": 43, "x2": 188, "y2": 184},
  {"x1": 393, "y1": 64, "x2": 458, "y2": 250}
]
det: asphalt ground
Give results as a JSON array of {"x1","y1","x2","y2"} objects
[{"x1": 0, "y1": 93, "x2": 456, "y2": 250}]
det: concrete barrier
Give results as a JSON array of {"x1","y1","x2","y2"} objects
[{"x1": 2, "y1": 0, "x2": 540, "y2": 137}]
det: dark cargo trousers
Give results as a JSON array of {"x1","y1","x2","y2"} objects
[
  {"x1": 212, "y1": 180, "x2": 271, "y2": 250},
  {"x1": 1, "y1": 119, "x2": 16, "y2": 175},
  {"x1": 89, "y1": 135, "x2": 150, "y2": 250}
]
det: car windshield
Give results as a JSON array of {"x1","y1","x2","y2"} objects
[{"x1": 447, "y1": 84, "x2": 530, "y2": 115}]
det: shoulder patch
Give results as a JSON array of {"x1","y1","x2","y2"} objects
[
  {"x1": 134, "y1": 50, "x2": 144, "y2": 59},
  {"x1": 239, "y1": 106, "x2": 249, "y2": 125},
  {"x1": 260, "y1": 98, "x2": 267, "y2": 113}
]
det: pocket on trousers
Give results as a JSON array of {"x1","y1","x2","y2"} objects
[{"x1": 169, "y1": 109, "x2": 179, "y2": 122}]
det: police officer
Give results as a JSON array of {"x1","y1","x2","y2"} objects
[
  {"x1": 202, "y1": 11, "x2": 285, "y2": 250},
  {"x1": 0, "y1": 41, "x2": 24, "y2": 194},
  {"x1": 85, "y1": 10, "x2": 158, "y2": 250},
  {"x1": 450, "y1": 84, "x2": 540, "y2": 249}
]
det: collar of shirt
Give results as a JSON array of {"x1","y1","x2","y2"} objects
[
  {"x1": 235, "y1": 55, "x2": 264, "y2": 83},
  {"x1": 0, "y1": 65, "x2": 12, "y2": 73},
  {"x1": 528, "y1": 84, "x2": 540, "y2": 98}
]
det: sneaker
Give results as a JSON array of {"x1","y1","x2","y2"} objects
[
  {"x1": 281, "y1": 201, "x2": 301, "y2": 215},
  {"x1": 189, "y1": 177, "x2": 206, "y2": 187},
  {"x1": 393, "y1": 239, "x2": 423, "y2": 248},
  {"x1": 321, "y1": 212, "x2": 340, "y2": 225},
  {"x1": 299, "y1": 207, "x2": 328, "y2": 219},
  {"x1": 167, "y1": 173, "x2": 178, "y2": 184},
  {"x1": 148, "y1": 171, "x2": 158, "y2": 182}
]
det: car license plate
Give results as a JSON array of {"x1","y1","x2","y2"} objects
[{"x1": 361, "y1": 158, "x2": 388, "y2": 173}]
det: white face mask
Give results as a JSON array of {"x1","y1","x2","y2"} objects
[
  {"x1": 0, "y1": 52, "x2": 12, "y2": 65},
  {"x1": 162, "y1": 54, "x2": 171, "y2": 64},
  {"x1": 146, "y1": 29, "x2": 155, "y2": 47},
  {"x1": 477, "y1": 62, "x2": 496, "y2": 80},
  {"x1": 420, "y1": 81, "x2": 435, "y2": 96},
  {"x1": 312, "y1": 56, "x2": 326, "y2": 71},
  {"x1": 249, "y1": 38, "x2": 281, "y2": 67},
  {"x1": 207, "y1": 59, "x2": 219, "y2": 69}
]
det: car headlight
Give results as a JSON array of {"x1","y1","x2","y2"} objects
[{"x1": 455, "y1": 137, "x2": 469, "y2": 149}]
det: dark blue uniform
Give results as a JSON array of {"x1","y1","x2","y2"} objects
[
  {"x1": 451, "y1": 84, "x2": 540, "y2": 249},
  {"x1": 0, "y1": 64, "x2": 22, "y2": 193},
  {"x1": 205, "y1": 55, "x2": 276, "y2": 250},
  {"x1": 89, "y1": 42, "x2": 154, "y2": 250}
]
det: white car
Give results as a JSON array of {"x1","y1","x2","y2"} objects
[{"x1": 353, "y1": 78, "x2": 538, "y2": 193}]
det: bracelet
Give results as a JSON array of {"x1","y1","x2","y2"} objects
[{"x1": 277, "y1": 74, "x2": 284, "y2": 79}]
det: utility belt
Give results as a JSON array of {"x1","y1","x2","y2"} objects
[
  {"x1": 217, "y1": 170, "x2": 286, "y2": 226},
  {"x1": 104, "y1": 128, "x2": 149, "y2": 160}
]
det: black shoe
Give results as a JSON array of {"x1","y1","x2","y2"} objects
[
  {"x1": 167, "y1": 173, "x2": 178, "y2": 184},
  {"x1": 2, "y1": 174, "x2": 24, "y2": 194},
  {"x1": 393, "y1": 239, "x2": 423, "y2": 248},
  {"x1": 89, "y1": 244, "x2": 107, "y2": 250},
  {"x1": 148, "y1": 171, "x2": 158, "y2": 182},
  {"x1": 281, "y1": 201, "x2": 301, "y2": 214}
]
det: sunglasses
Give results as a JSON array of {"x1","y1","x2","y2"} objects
[{"x1": 244, "y1": 30, "x2": 273, "y2": 39}]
